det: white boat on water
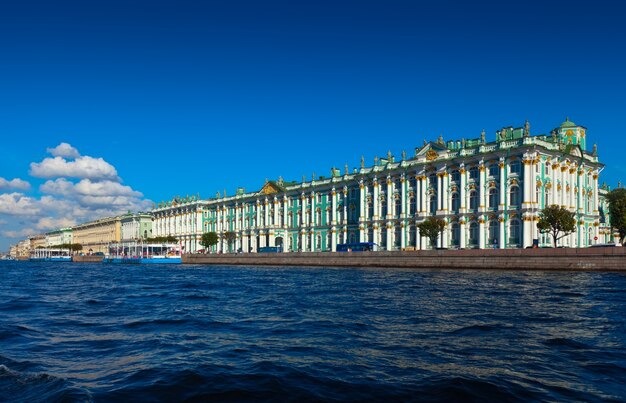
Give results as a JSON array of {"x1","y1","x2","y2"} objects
[
  {"x1": 104, "y1": 241, "x2": 182, "y2": 264},
  {"x1": 29, "y1": 248, "x2": 72, "y2": 262}
]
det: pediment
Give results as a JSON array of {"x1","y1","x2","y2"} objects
[
  {"x1": 415, "y1": 142, "x2": 449, "y2": 160},
  {"x1": 258, "y1": 181, "x2": 284, "y2": 195}
]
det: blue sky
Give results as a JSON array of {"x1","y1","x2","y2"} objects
[{"x1": 1, "y1": 0, "x2": 625, "y2": 251}]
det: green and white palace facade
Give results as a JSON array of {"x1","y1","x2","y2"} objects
[{"x1": 151, "y1": 119, "x2": 611, "y2": 253}]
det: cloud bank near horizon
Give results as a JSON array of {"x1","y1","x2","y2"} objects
[{"x1": 0, "y1": 143, "x2": 152, "y2": 246}]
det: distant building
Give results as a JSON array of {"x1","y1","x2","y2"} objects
[
  {"x1": 155, "y1": 119, "x2": 605, "y2": 252},
  {"x1": 72, "y1": 216, "x2": 121, "y2": 254},
  {"x1": 151, "y1": 195, "x2": 207, "y2": 252},
  {"x1": 120, "y1": 212, "x2": 153, "y2": 241},
  {"x1": 45, "y1": 228, "x2": 73, "y2": 247}
]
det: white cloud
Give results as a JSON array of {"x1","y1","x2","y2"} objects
[
  {"x1": 0, "y1": 144, "x2": 154, "y2": 251},
  {"x1": 0, "y1": 193, "x2": 41, "y2": 216},
  {"x1": 35, "y1": 216, "x2": 77, "y2": 230},
  {"x1": 75, "y1": 179, "x2": 142, "y2": 197},
  {"x1": 2, "y1": 228, "x2": 37, "y2": 239},
  {"x1": 47, "y1": 142, "x2": 80, "y2": 159},
  {"x1": 30, "y1": 156, "x2": 119, "y2": 180},
  {"x1": 0, "y1": 177, "x2": 31, "y2": 191},
  {"x1": 40, "y1": 178, "x2": 75, "y2": 196}
]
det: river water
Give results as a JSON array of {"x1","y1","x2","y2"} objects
[{"x1": 0, "y1": 261, "x2": 625, "y2": 402}]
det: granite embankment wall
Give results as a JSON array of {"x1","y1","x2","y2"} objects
[
  {"x1": 183, "y1": 247, "x2": 626, "y2": 270},
  {"x1": 72, "y1": 255, "x2": 104, "y2": 263}
]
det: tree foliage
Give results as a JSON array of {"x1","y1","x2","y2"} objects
[
  {"x1": 200, "y1": 232, "x2": 219, "y2": 251},
  {"x1": 536, "y1": 205, "x2": 576, "y2": 248},
  {"x1": 223, "y1": 231, "x2": 237, "y2": 252},
  {"x1": 146, "y1": 236, "x2": 178, "y2": 243},
  {"x1": 417, "y1": 217, "x2": 447, "y2": 249},
  {"x1": 606, "y1": 188, "x2": 626, "y2": 244}
]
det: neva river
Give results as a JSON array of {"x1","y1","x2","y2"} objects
[{"x1": 1, "y1": 261, "x2": 625, "y2": 402}]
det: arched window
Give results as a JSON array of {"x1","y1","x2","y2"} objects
[
  {"x1": 430, "y1": 195, "x2": 437, "y2": 214},
  {"x1": 394, "y1": 226, "x2": 401, "y2": 248},
  {"x1": 451, "y1": 223, "x2": 460, "y2": 247},
  {"x1": 509, "y1": 161, "x2": 521, "y2": 174},
  {"x1": 470, "y1": 190, "x2": 479, "y2": 210},
  {"x1": 469, "y1": 167, "x2": 479, "y2": 180},
  {"x1": 451, "y1": 170, "x2": 460, "y2": 182},
  {"x1": 451, "y1": 192, "x2": 460, "y2": 212},
  {"x1": 469, "y1": 222, "x2": 478, "y2": 246},
  {"x1": 409, "y1": 225, "x2": 416, "y2": 247},
  {"x1": 409, "y1": 197, "x2": 416, "y2": 215},
  {"x1": 316, "y1": 208, "x2": 322, "y2": 225},
  {"x1": 380, "y1": 227, "x2": 387, "y2": 247},
  {"x1": 509, "y1": 186, "x2": 520, "y2": 207},
  {"x1": 429, "y1": 175, "x2": 437, "y2": 189},
  {"x1": 395, "y1": 197, "x2": 402, "y2": 216},
  {"x1": 489, "y1": 164, "x2": 499, "y2": 177},
  {"x1": 349, "y1": 233, "x2": 356, "y2": 244},
  {"x1": 381, "y1": 198, "x2": 387, "y2": 216},
  {"x1": 509, "y1": 220, "x2": 520, "y2": 245},
  {"x1": 316, "y1": 234, "x2": 321, "y2": 249},
  {"x1": 489, "y1": 188, "x2": 498, "y2": 209},
  {"x1": 488, "y1": 221, "x2": 499, "y2": 246}
]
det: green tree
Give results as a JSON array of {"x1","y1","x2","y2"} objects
[
  {"x1": 606, "y1": 188, "x2": 626, "y2": 244},
  {"x1": 417, "y1": 217, "x2": 447, "y2": 249},
  {"x1": 200, "y1": 232, "x2": 218, "y2": 252},
  {"x1": 223, "y1": 231, "x2": 237, "y2": 252},
  {"x1": 537, "y1": 205, "x2": 576, "y2": 248}
]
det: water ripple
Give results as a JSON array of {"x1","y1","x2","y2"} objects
[{"x1": 1, "y1": 261, "x2": 625, "y2": 401}]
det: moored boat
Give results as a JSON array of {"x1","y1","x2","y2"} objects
[
  {"x1": 103, "y1": 241, "x2": 182, "y2": 264},
  {"x1": 29, "y1": 248, "x2": 72, "y2": 262}
]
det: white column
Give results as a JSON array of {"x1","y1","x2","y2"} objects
[
  {"x1": 373, "y1": 179, "x2": 379, "y2": 220},
  {"x1": 386, "y1": 177, "x2": 393, "y2": 219},
  {"x1": 419, "y1": 176, "x2": 427, "y2": 213},
  {"x1": 442, "y1": 171, "x2": 449, "y2": 213},
  {"x1": 460, "y1": 221, "x2": 466, "y2": 249},
  {"x1": 437, "y1": 173, "x2": 443, "y2": 212},
  {"x1": 400, "y1": 176, "x2": 406, "y2": 217},
  {"x1": 479, "y1": 219, "x2": 486, "y2": 249},
  {"x1": 593, "y1": 171, "x2": 599, "y2": 213},
  {"x1": 460, "y1": 166, "x2": 467, "y2": 212},
  {"x1": 499, "y1": 217, "x2": 505, "y2": 249},
  {"x1": 499, "y1": 160, "x2": 506, "y2": 209},
  {"x1": 479, "y1": 164, "x2": 486, "y2": 210},
  {"x1": 359, "y1": 182, "x2": 366, "y2": 241},
  {"x1": 523, "y1": 157, "x2": 532, "y2": 206}
]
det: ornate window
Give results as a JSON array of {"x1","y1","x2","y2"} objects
[
  {"x1": 510, "y1": 161, "x2": 521, "y2": 175},
  {"x1": 469, "y1": 167, "x2": 479, "y2": 180},
  {"x1": 509, "y1": 220, "x2": 520, "y2": 244},
  {"x1": 489, "y1": 188, "x2": 498, "y2": 209},
  {"x1": 488, "y1": 221, "x2": 499, "y2": 245},
  {"x1": 451, "y1": 192, "x2": 460, "y2": 212},
  {"x1": 451, "y1": 170, "x2": 460, "y2": 182},
  {"x1": 451, "y1": 223, "x2": 460, "y2": 247},
  {"x1": 509, "y1": 186, "x2": 521, "y2": 207},
  {"x1": 489, "y1": 164, "x2": 499, "y2": 177},
  {"x1": 470, "y1": 190, "x2": 479, "y2": 210}
]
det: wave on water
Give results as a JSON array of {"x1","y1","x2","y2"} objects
[
  {"x1": 0, "y1": 357, "x2": 92, "y2": 403},
  {"x1": 97, "y1": 364, "x2": 541, "y2": 402}
]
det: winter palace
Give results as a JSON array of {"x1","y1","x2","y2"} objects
[{"x1": 150, "y1": 118, "x2": 609, "y2": 253}]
